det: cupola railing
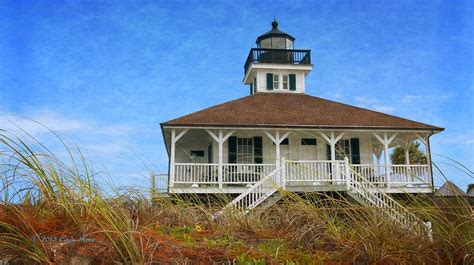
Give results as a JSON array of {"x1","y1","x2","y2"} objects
[{"x1": 244, "y1": 48, "x2": 311, "y2": 74}]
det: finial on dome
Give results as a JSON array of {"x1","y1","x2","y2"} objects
[{"x1": 271, "y1": 18, "x2": 278, "y2": 29}]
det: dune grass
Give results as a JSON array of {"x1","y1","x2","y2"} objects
[{"x1": 0, "y1": 130, "x2": 472, "y2": 264}]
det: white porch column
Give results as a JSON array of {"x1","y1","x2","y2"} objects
[
  {"x1": 373, "y1": 145, "x2": 383, "y2": 180},
  {"x1": 320, "y1": 131, "x2": 345, "y2": 180},
  {"x1": 404, "y1": 147, "x2": 410, "y2": 165},
  {"x1": 373, "y1": 145, "x2": 383, "y2": 165},
  {"x1": 417, "y1": 133, "x2": 432, "y2": 186},
  {"x1": 169, "y1": 129, "x2": 189, "y2": 188},
  {"x1": 206, "y1": 129, "x2": 234, "y2": 189},
  {"x1": 404, "y1": 136, "x2": 414, "y2": 183},
  {"x1": 319, "y1": 131, "x2": 345, "y2": 161},
  {"x1": 404, "y1": 136, "x2": 414, "y2": 165},
  {"x1": 373, "y1": 132, "x2": 397, "y2": 188},
  {"x1": 265, "y1": 130, "x2": 290, "y2": 185}
]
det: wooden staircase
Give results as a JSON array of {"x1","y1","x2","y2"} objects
[
  {"x1": 220, "y1": 159, "x2": 429, "y2": 233},
  {"x1": 218, "y1": 167, "x2": 282, "y2": 215},
  {"x1": 345, "y1": 167, "x2": 427, "y2": 231}
]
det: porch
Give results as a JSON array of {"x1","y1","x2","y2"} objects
[
  {"x1": 159, "y1": 160, "x2": 431, "y2": 193},
  {"x1": 159, "y1": 127, "x2": 434, "y2": 194}
]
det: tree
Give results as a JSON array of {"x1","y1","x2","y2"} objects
[{"x1": 390, "y1": 142, "x2": 427, "y2": 165}]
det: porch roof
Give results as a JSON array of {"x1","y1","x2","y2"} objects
[{"x1": 161, "y1": 93, "x2": 443, "y2": 131}]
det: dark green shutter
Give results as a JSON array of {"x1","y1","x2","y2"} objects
[
  {"x1": 249, "y1": 84, "x2": 253, "y2": 95},
  {"x1": 350, "y1": 138, "x2": 360, "y2": 164},
  {"x1": 326, "y1": 144, "x2": 331, "y2": 160},
  {"x1": 289, "y1": 74, "x2": 296, "y2": 91},
  {"x1": 228, "y1": 136, "x2": 237, "y2": 163},
  {"x1": 266, "y1": 73, "x2": 273, "y2": 90},
  {"x1": 253, "y1": 137, "x2": 263, "y2": 164}
]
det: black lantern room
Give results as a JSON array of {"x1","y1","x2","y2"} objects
[{"x1": 256, "y1": 20, "x2": 295, "y2": 50}]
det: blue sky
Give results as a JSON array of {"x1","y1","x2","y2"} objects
[{"x1": 0, "y1": 1, "x2": 472, "y2": 191}]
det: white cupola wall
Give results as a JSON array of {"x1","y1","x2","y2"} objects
[
  {"x1": 251, "y1": 69, "x2": 306, "y2": 93},
  {"x1": 243, "y1": 20, "x2": 312, "y2": 95}
]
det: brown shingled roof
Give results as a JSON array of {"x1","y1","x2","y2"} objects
[{"x1": 162, "y1": 93, "x2": 443, "y2": 131}]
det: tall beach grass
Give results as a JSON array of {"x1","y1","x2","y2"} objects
[{"x1": 0, "y1": 129, "x2": 472, "y2": 264}]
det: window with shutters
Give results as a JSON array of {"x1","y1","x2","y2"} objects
[
  {"x1": 282, "y1": 75, "x2": 289, "y2": 89},
  {"x1": 237, "y1": 138, "x2": 254, "y2": 163},
  {"x1": 273, "y1": 74, "x2": 279, "y2": 89}
]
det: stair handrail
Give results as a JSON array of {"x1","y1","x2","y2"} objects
[
  {"x1": 344, "y1": 160, "x2": 425, "y2": 229},
  {"x1": 226, "y1": 166, "x2": 282, "y2": 208}
]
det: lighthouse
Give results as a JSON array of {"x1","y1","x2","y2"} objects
[{"x1": 243, "y1": 20, "x2": 312, "y2": 94}]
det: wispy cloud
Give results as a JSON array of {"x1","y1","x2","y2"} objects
[
  {"x1": 1, "y1": 110, "x2": 88, "y2": 135},
  {"x1": 354, "y1": 96, "x2": 378, "y2": 105},
  {"x1": 402, "y1": 94, "x2": 454, "y2": 103},
  {"x1": 0, "y1": 110, "x2": 134, "y2": 157},
  {"x1": 353, "y1": 96, "x2": 396, "y2": 114},
  {"x1": 372, "y1": 105, "x2": 396, "y2": 114}
]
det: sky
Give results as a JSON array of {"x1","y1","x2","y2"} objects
[{"x1": 0, "y1": 0, "x2": 473, "y2": 191}]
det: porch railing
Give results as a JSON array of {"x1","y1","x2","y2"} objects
[
  {"x1": 244, "y1": 48, "x2": 311, "y2": 75},
  {"x1": 285, "y1": 160, "x2": 347, "y2": 182},
  {"x1": 223, "y1": 164, "x2": 276, "y2": 184},
  {"x1": 151, "y1": 173, "x2": 169, "y2": 194},
  {"x1": 351, "y1": 164, "x2": 430, "y2": 186},
  {"x1": 171, "y1": 162, "x2": 430, "y2": 187},
  {"x1": 174, "y1": 163, "x2": 219, "y2": 184}
]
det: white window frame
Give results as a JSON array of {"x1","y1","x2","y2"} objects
[
  {"x1": 273, "y1": 74, "x2": 279, "y2": 90},
  {"x1": 237, "y1": 138, "x2": 254, "y2": 164},
  {"x1": 282, "y1": 75, "x2": 289, "y2": 90}
]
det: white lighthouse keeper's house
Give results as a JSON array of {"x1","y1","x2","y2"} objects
[{"x1": 156, "y1": 21, "x2": 443, "y2": 218}]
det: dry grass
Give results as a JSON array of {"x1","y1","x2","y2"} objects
[{"x1": 0, "y1": 130, "x2": 472, "y2": 264}]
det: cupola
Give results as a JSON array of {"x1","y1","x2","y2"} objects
[
  {"x1": 243, "y1": 20, "x2": 313, "y2": 95},
  {"x1": 256, "y1": 20, "x2": 295, "y2": 49}
]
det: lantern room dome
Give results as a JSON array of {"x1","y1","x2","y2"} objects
[{"x1": 256, "y1": 20, "x2": 295, "y2": 50}]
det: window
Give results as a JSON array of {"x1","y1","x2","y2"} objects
[
  {"x1": 282, "y1": 75, "x2": 289, "y2": 89},
  {"x1": 190, "y1": 150, "x2": 205, "y2": 157},
  {"x1": 273, "y1": 74, "x2": 279, "y2": 89},
  {"x1": 237, "y1": 138, "x2": 253, "y2": 163},
  {"x1": 272, "y1": 37, "x2": 286, "y2": 49},
  {"x1": 301, "y1": 138, "x2": 316, "y2": 145}
]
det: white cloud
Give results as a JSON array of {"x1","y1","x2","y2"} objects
[
  {"x1": 1, "y1": 110, "x2": 88, "y2": 136},
  {"x1": 355, "y1": 96, "x2": 378, "y2": 104},
  {"x1": 0, "y1": 110, "x2": 135, "y2": 157},
  {"x1": 352, "y1": 96, "x2": 395, "y2": 114},
  {"x1": 372, "y1": 105, "x2": 396, "y2": 114},
  {"x1": 402, "y1": 94, "x2": 453, "y2": 103},
  {"x1": 84, "y1": 142, "x2": 128, "y2": 156},
  {"x1": 435, "y1": 130, "x2": 474, "y2": 145}
]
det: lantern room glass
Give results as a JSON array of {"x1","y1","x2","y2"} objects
[{"x1": 258, "y1": 37, "x2": 294, "y2": 50}]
